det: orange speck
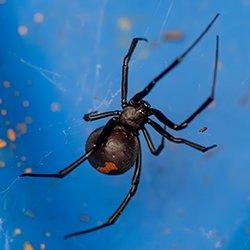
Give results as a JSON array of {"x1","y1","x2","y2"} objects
[
  {"x1": 162, "y1": 30, "x2": 184, "y2": 42},
  {"x1": 34, "y1": 12, "x2": 44, "y2": 23},
  {"x1": 14, "y1": 227, "x2": 22, "y2": 236},
  {"x1": 97, "y1": 162, "x2": 118, "y2": 174},
  {"x1": 17, "y1": 123, "x2": 27, "y2": 134},
  {"x1": 0, "y1": 161, "x2": 5, "y2": 168},
  {"x1": 117, "y1": 17, "x2": 131, "y2": 32},
  {"x1": 50, "y1": 102, "x2": 61, "y2": 112},
  {"x1": 23, "y1": 241, "x2": 34, "y2": 250},
  {"x1": 40, "y1": 243, "x2": 46, "y2": 250},
  {"x1": 18, "y1": 25, "x2": 28, "y2": 36},
  {"x1": 0, "y1": 139, "x2": 7, "y2": 148},
  {"x1": 24, "y1": 168, "x2": 32, "y2": 174},
  {"x1": 7, "y1": 128, "x2": 16, "y2": 142}
]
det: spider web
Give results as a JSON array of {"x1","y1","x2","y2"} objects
[{"x1": 0, "y1": 2, "x2": 178, "y2": 248}]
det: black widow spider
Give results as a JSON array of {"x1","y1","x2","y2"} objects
[{"x1": 20, "y1": 14, "x2": 220, "y2": 239}]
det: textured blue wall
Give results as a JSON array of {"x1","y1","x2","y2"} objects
[{"x1": 1, "y1": 1, "x2": 250, "y2": 249}]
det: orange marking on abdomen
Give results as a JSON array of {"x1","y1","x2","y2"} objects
[{"x1": 97, "y1": 162, "x2": 118, "y2": 174}]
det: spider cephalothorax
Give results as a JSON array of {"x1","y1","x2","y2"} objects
[
  {"x1": 20, "y1": 14, "x2": 220, "y2": 239},
  {"x1": 120, "y1": 101, "x2": 152, "y2": 130}
]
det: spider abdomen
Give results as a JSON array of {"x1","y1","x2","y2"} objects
[{"x1": 86, "y1": 126, "x2": 139, "y2": 175}]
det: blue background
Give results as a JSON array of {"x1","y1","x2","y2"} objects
[{"x1": 1, "y1": 1, "x2": 250, "y2": 249}]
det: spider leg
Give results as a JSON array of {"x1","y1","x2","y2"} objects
[
  {"x1": 130, "y1": 14, "x2": 219, "y2": 103},
  {"x1": 83, "y1": 110, "x2": 120, "y2": 122},
  {"x1": 64, "y1": 138, "x2": 142, "y2": 239},
  {"x1": 142, "y1": 126, "x2": 165, "y2": 156},
  {"x1": 148, "y1": 119, "x2": 216, "y2": 152},
  {"x1": 20, "y1": 118, "x2": 118, "y2": 179},
  {"x1": 150, "y1": 108, "x2": 187, "y2": 130},
  {"x1": 121, "y1": 37, "x2": 148, "y2": 107},
  {"x1": 19, "y1": 149, "x2": 95, "y2": 178},
  {"x1": 151, "y1": 36, "x2": 219, "y2": 130}
]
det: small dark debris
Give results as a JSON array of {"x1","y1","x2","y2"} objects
[
  {"x1": 199, "y1": 127, "x2": 207, "y2": 133},
  {"x1": 80, "y1": 214, "x2": 90, "y2": 223}
]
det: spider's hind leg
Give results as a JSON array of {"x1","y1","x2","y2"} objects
[
  {"x1": 64, "y1": 138, "x2": 142, "y2": 238},
  {"x1": 19, "y1": 149, "x2": 94, "y2": 179},
  {"x1": 20, "y1": 118, "x2": 118, "y2": 179}
]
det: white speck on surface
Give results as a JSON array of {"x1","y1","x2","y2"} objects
[
  {"x1": 215, "y1": 239, "x2": 224, "y2": 249},
  {"x1": 34, "y1": 12, "x2": 44, "y2": 23},
  {"x1": 17, "y1": 25, "x2": 28, "y2": 36}
]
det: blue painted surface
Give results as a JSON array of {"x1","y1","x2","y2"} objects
[{"x1": 0, "y1": 1, "x2": 250, "y2": 249}]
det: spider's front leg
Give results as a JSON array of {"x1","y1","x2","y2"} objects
[
  {"x1": 20, "y1": 118, "x2": 118, "y2": 179},
  {"x1": 121, "y1": 37, "x2": 148, "y2": 107},
  {"x1": 150, "y1": 36, "x2": 219, "y2": 131},
  {"x1": 83, "y1": 110, "x2": 120, "y2": 122},
  {"x1": 64, "y1": 138, "x2": 142, "y2": 238},
  {"x1": 130, "y1": 14, "x2": 219, "y2": 103}
]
